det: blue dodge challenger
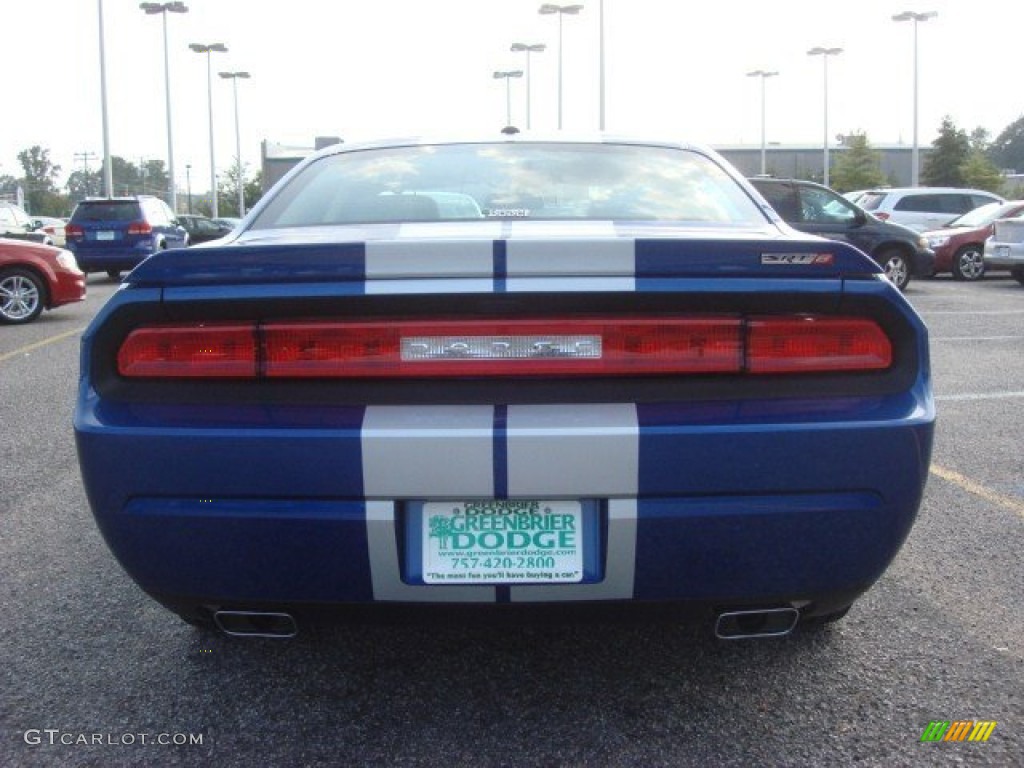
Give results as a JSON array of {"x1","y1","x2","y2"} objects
[{"x1": 74, "y1": 138, "x2": 935, "y2": 638}]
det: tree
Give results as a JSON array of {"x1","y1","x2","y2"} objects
[
  {"x1": 988, "y1": 114, "x2": 1024, "y2": 173},
  {"x1": 17, "y1": 146, "x2": 63, "y2": 215},
  {"x1": 67, "y1": 169, "x2": 102, "y2": 205},
  {"x1": 921, "y1": 116, "x2": 969, "y2": 187},
  {"x1": 829, "y1": 133, "x2": 886, "y2": 193},
  {"x1": 217, "y1": 161, "x2": 262, "y2": 217}
]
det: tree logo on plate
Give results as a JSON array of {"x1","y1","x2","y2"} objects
[{"x1": 428, "y1": 515, "x2": 454, "y2": 549}]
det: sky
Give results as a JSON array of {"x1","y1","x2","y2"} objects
[{"x1": 3, "y1": 0, "x2": 1023, "y2": 193}]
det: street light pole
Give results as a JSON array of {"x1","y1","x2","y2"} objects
[
  {"x1": 185, "y1": 164, "x2": 192, "y2": 214},
  {"x1": 493, "y1": 70, "x2": 524, "y2": 127},
  {"x1": 219, "y1": 71, "x2": 250, "y2": 217},
  {"x1": 747, "y1": 70, "x2": 779, "y2": 176},
  {"x1": 538, "y1": 4, "x2": 583, "y2": 130},
  {"x1": 190, "y1": 42, "x2": 228, "y2": 218},
  {"x1": 510, "y1": 43, "x2": 545, "y2": 130},
  {"x1": 599, "y1": 0, "x2": 605, "y2": 131},
  {"x1": 97, "y1": 0, "x2": 113, "y2": 198},
  {"x1": 807, "y1": 47, "x2": 842, "y2": 188},
  {"x1": 141, "y1": 2, "x2": 188, "y2": 211},
  {"x1": 893, "y1": 10, "x2": 937, "y2": 187}
]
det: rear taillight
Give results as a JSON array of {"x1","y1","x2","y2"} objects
[
  {"x1": 117, "y1": 315, "x2": 893, "y2": 380},
  {"x1": 874, "y1": 212, "x2": 890, "y2": 221},
  {"x1": 117, "y1": 324, "x2": 257, "y2": 378},
  {"x1": 747, "y1": 317, "x2": 892, "y2": 373},
  {"x1": 127, "y1": 220, "x2": 153, "y2": 235},
  {"x1": 65, "y1": 224, "x2": 84, "y2": 240}
]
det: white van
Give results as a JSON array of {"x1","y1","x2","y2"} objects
[{"x1": 857, "y1": 187, "x2": 1003, "y2": 232}]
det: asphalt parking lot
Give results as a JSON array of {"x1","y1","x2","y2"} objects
[{"x1": 1, "y1": 273, "x2": 1021, "y2": 767}]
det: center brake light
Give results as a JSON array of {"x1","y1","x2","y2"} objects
[{"x1": 116, "y1": 315, "x2": 892, "y2": 379}]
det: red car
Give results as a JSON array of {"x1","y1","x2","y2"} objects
[
  {"x1": 923, "y1": 200, "x2": 1024, "y2": 280},
  {"x1": 0, "y1": 238, "x2": 86, "y2": 324}
]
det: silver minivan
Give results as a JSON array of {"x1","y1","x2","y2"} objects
[{"x1": 857, "y1": 187, "x2": 1003, "y2": 232}]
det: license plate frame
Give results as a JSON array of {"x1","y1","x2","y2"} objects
[{"x1": 404, "y1": 500, "x2": 602, "y2": 585}]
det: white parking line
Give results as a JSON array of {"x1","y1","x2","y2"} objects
[{"x1": 0, "y1": 327, "x2": 86, "y2": 364}]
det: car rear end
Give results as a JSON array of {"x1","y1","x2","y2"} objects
[
  {"x1": 74, "y1": 140, "x2": 935, "y2": 637},
  {"x1": 984, "y1": 216, "x2": 1024, "y2": 282},
  {"x1": 65, "y1": 199, "x2": 158, "y2": 274}
]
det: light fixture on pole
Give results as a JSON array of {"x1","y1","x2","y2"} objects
[
  {"x1": 510, "y1": 43, "x2": 545, "y2": 130},
  {"x1": 892, "y1": 10, "x2": 937, "y2": 187},
  {"x1": 746, "y1": 69, "x2": 779, "y2": 176},
  {"x1": 493, "y1": 70, "x2": 524, "y2": 128},
  {"x1": 538, "y1": 4, "x2": 583, "y2": 130},
  {"x1": 140, "y1": 2, "x2": 188, "y2": 211},
  {"x1": 807, "y1": 47, "x2": 842, "y2": 188},
  {"x1": 189, "y1": 42, "x2": 228, "y2": 218},
  {"x1": 219, "y1": 71, "x2": 250, "y2": 217}
]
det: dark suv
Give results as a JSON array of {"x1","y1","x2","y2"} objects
[
  {"x1": 65, "y1": 196, "x2": 188, "y2": 279},
  {"x1": 749, "y1": 178, "x2": 934, "y2": 290}
]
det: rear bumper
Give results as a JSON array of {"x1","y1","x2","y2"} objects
[
  {"x1": 984, "y1": 242, "x2": 1024, "y2": 268},
  {"x1": 75, "y1": 396, "x2": 934, "y2": 609},
  {"x1": 68, "y1": 242, "x2": 154, "y2": 272}
]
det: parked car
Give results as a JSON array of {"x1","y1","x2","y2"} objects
[
  {"x1": 922, "y1": 200, "x2": 1024, "y2": 280},
  {"x1": 75, "y1": 137, "x2": 934, "y2": 639},
  {"x1": 856, "y1": 187, "x2": 1003, "y2": 232},
  {"x1": 0, "y1": 201, "x2": 55, "y2": 246},
  {"x1": 0, "y1": 238, "x2": 86, "y2": 324},
  {"x1": 749, "y1": 177, "x2": 933, "y2": 290},
  {"x1": 212, "y1": 217, "x2": 242, "y2": 229},
  {"x1": 178, "y1": 214, "x2": 234, "y2": 245},
  {"x1": 31, "y1": 216, "x2": 68, "y2": 247},
  {"x1": 65, "y1": 196, "x2": 188, "y2": 278},
  {"x1": 984, "y1": 212, "x2": 1024, "y2": 285}
]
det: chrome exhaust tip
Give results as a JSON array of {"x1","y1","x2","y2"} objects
[
  {"x1": 213, "y1": 610, "x2": 298, "y2": 638},
  {"x1": 714, "y1": 607, "x2": 799, "y2": 640}
]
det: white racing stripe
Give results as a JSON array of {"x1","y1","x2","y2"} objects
[
  {"x1": 506, "y1": 404, "x2": 639, "y2": 497},
  {"x1": 362, "y1": 406, "x2": 494, "y2": 498},
  {"x1": 365, "y1": 239, "x2": 494, "y2": 283},
  {"x1": 507, "y1": 404, "x2": 639, "y2": 601},
  {"x1": 366, "y1": 501, "x2": 497, "y2": 602},
  {"x1": 506, "y1": 236, "x2": 636, "y2": 290}
]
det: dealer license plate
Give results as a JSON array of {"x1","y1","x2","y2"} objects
[{"x1": 421, "y1": 500, "x2": 584, "y2": 584}]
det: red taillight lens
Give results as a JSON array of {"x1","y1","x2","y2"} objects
[
  {"x1": 874, "y1": 212, "x2": 890, "y2": 221},
  {"x1": 118, "y1": 324, "x2": 257, "y2": 378},
  {"x1": 127, "y1": 220, "x2": 153, "y2": 235},
  {"x1": 747, "y1": 317, "x2": 892, "y2": 373},
  {"x1": 262, "y1": 317, "x2": 743, "y2": 378},
  {"x1": 65, "y1": 224, "x2": 84, "y2": 240},
  {"x1": 116, "y1": 315, "x2": 893, "y2": 380}
]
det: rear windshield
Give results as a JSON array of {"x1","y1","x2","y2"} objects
[
  {"x1": 71, "y1": 202, "x2": 142, "y2": 222},
  {"x1": 250, "y1": 143, "x2": 766, "y2": 229},
  {"x1": 857, "y1": 193, "x2": 885, "y2": 211}
]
